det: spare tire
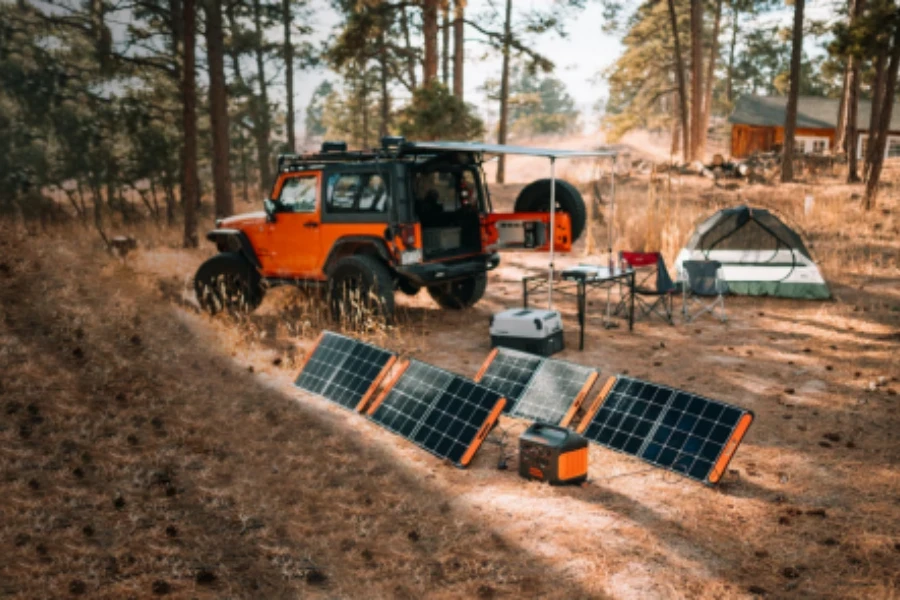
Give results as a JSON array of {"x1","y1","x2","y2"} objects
[{"x1": 513, "y1": 178, "x2": 587, "y2": 243}]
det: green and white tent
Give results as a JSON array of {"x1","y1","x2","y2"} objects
[{"x1": 675, "y1": 206, "x2": 830, "y2": 300}]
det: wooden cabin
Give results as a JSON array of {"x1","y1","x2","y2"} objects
[{"x1": 729, "y1": 95, "x2": 900, "y2": 159}]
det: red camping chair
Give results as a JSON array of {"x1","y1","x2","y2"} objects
[{"x1": 619, "y1": 251, "x2": 677, "y2": 324}]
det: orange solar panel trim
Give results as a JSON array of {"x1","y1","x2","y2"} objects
[
  {"x1": 296, "y1": 331, "x2": 326, "y2": 376},
  {"x1": 560, "y1": 371, "x2": 599, "y2": 428},
  {"x1": 708, "y1": 413, "x2": 754, "y2": 484},
  {"x1": 365, "y1": 360, "x2": 410, "y2": 416},
  {"x1": 576, "y1": 376, "x2": 617, "y2": 434},
  {"x1": 473, "y1": 348, "x2": 499, "y2": 382},
  {"x1": 459, "y1": 397, "x2": 507, "y2": 467},
  {"x1": 354, "y1": 355, "x2": 398, "y2": 413}
]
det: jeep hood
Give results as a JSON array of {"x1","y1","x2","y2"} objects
[{"x1": 217, "y1": 211, "x2": 267, "y2": 230}]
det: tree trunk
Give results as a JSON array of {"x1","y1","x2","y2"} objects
[
  {"x1": 726, "y1": 2, "x2": 738, "y2": 105},
  {"x1": 162, "y1": 172, "x2": 176, "y2": 225},
  {"x1": 670, "y1": 92, "x2": 681, "y2": 157},
  {"x1": 865, "y1": 49, "x2": 888, "y2": 179},
  {"x1": 496, "y1": 0, "x2": 513, "y2": 184},
  {"x1": 225, "y1": 3, "x2": 255, "y2": 199},
  {"x1": 379, "y1": 26, "x2": 390, "y2": 139},
  {"x1": 423, "y1": 0, "x2": 439, "y2": 84},
  {"x1": 864, "y1": 26, "x2": 900, "y2": 209},
  {"x1": 400, "y1": 5, "x2": 418, "y2": 89},
  {"x1": 835, "y1": 66, "x2": 849, "y2": 153},
  {"x1": 238, "y1": 127, "x2": 251, "y2": 202},
  {"x1": 699, "y1": 0, "x2": 722, "y2": 159},
  {"x1": 76, "y1": 180, "x2": 89, "y2": 219},
  {"x1": 667, "y1": 0, "x2": 690, "y2": 161},
  {"x1": 781, "y1": 0, "x2": 804, "y2": 183},
  {"x1": 441, "y1": 1, "x2": 450, "y2": 85},
  {"x1": 689, "y1": 0, "x2": 703, "y2": 161},
  {"x1": 846, "y1": 0, "x2": 866, "y2": 182},
  {"x1": 205, "y1": 0, "x2": 234, "y2": 218},
  {"x1": 91, "y1": 180, "x2": 104, "y2": 233},
  {"x1": 252, "y1": 0, "x2": 272, "y2": 191},
  {"x1": 182, "y1": 0, "x2": 199, "y2": 247},
  {"x1": 150, "y1": 179, "x2": 161, "y2": 219},
  {"x1": 453, "y1": 0, "x2": 465, "y2": 98},
  {"x1": 64, "y1": 189, "x2": 85, "y2": 220},
  {"x1": 359, "y1": 62, "x2": 370, "y2": 149},
  {"x1": 283, "y1": 0, "x2": 295, "y2": 153},
  {"x1": 845, "y1": 56, "x2": 861, "y2": 182}
]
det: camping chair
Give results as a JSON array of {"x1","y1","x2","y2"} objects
[
  {"x1": 619, "y1": 251, "x2": 677, "y2": 324},
  {"x1": 680, "y1": 260, "x2": 728, "y2": 322}
]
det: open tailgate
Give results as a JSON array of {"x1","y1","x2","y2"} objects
[{"x1": 481, "y1": 212, "x2": 573, "y2": 253}]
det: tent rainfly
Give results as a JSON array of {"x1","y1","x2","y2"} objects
[{"x1": 674, "y1": 206, "x2": 830, "y2": 300}]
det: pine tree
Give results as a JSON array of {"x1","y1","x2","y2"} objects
[
  {"x1": 182, "y1": 0, "x2": 199, "y2": 246},
  {"x1": 205, "y1": 0, "x2": 233, "y2": 217},
  {"x1": 781, "y1": 0, "x2": 804, "y2": 183}
]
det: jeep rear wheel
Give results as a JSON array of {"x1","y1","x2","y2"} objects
[
  {"x1": 194, "y1": 253, "x2": 264, "y2": 316},
  {"x1": 514, "y1": 178, "x2": 587, "y2": 243},
  {"x1": 328, "y1": 255, "x2": 395, "y2": 325},
  {"x1": 427, "y1": 273, "x2": 487, "y2": 309}
]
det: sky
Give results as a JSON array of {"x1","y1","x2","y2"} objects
[
  {"x1": 292, "y1": 0, "x2": 841, "y2": 139},
  {"x1": 293, "y1": 0, "x2": 625, "y2": 137}
]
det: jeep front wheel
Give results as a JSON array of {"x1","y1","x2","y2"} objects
[
  {"x1": 427, "y1": 273, "x2": 487, "y2": 309},
  {"x1": 194, "y1": 253, "x2": 264, "y2": 316},
  {"x1": 328, "y1": 255, "x2": 395, "y2": 325}
]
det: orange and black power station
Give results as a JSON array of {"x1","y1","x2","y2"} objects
[{"x1": 518, "y1": 423, "x2": 589, "y2": 485}]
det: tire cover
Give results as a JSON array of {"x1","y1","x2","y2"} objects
[{"x1": 513, "y1": 178, "x2": 586, "y2": 242}]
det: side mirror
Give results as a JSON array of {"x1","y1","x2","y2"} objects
[{"x1": 263, "y1": 199, "x2": 277, "y2": 223}]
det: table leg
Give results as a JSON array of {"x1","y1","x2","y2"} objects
[
  {"x1": 629, "y1": 272, "x2": 635, "y2": 332},
  {"x1": 523, "y1": 278, "x2": 528, "y2": 308},
  {"x1": 578, "y1": 280, "x2": 586, "y2": 351}
]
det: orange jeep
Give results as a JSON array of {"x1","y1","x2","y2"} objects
[{"x1": 195, "y1": 138, "x2": 587, "y2": 320}]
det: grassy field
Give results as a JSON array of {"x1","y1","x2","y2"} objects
[{"x1": 1, "y1": 162, "x2": 898, "y2": 598}]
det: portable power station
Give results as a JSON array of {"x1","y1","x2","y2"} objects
[
  {"x1": 518, "y1": 423, "x2": 589, "y2": 485},
  {"x1": 489, "y1": 308, "x2": 564, "y2": 356}
]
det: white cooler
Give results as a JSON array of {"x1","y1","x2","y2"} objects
[{"x1": 489, "y1": 308, "x2": 564, "y2": 356}]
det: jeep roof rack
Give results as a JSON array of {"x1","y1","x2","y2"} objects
[{"x1": 275, "y1": 137, "x2": 477, "y2": 173}]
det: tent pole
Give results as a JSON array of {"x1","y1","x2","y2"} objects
[{"x1": 548, "y1": 157, "x2": 556, "y2": 310}]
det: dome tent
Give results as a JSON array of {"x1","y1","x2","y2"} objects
[{"x1": 674, "y1": 206, "x2": 830, "y2": 299}]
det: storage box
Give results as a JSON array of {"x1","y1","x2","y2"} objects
[
  {"x1": 489, "y1": 308, "x2": 564, "y2": 356},
  {"x1": 518, "y1": 423, "x2": 588, "y2": 485},
  {"x1": 423, "y1": 227, "x2": 462, "y2": 251}
]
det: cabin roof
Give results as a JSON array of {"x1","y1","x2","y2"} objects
[{"x1": 729, "y1": 95, "x2": 900, "y2": 132}]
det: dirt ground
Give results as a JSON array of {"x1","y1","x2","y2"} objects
[{"x1": 1, "y1": 162, "x2": 899, "y2": 598}]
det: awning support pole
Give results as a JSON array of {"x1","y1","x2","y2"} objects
[
  {"x1": 608, "y1": 155, "x2": 616, "y2": 263},
  {"x1": 548, "y1": 157, "x2": 556, "y2": 310}
]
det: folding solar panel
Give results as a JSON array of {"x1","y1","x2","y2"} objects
[
  {"x1": 577, "y1": 376, "x2": 753, "y2": 484},
  {"x1": 367, "y1": 360, "x2": 506, "y2": 467},
  {"x1": 294, "y1": 331, "x2": 397, "y2": 412},
  {"x1": 474, "y1": 347, "x2": 598, "y2": 427}
]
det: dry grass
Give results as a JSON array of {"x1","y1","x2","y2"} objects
[{"x1": 1, "y1": 163, "x2": 899, "y2": 599}]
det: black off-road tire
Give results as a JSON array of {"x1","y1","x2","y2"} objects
[
  {"x1": 426, "y1": 273, "x2": 488, "y2": 309},
  {"x1": 194, "y1": 252, "x2": 264, "y2": 316},
  {"x1": 513, "y1": 178, "x2": 587, "y2": 243},
  {"x1": 327, "y1": 254, "x2": 395, "y2": 324}
]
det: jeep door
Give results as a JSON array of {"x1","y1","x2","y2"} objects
[
  {"x1": 262, "y1": 172, "x2": 322, "y2": 277},
  {"x1": 319, "y1": 168, "x2": 394, "y2": 268}
]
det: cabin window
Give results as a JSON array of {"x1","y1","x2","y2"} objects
[
  {"x1": 888, "y1": 137, "x2": 900, "y2": 158},
  {"x1": 795, "y1": 136, "x2": 830, "y2": 155}
]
